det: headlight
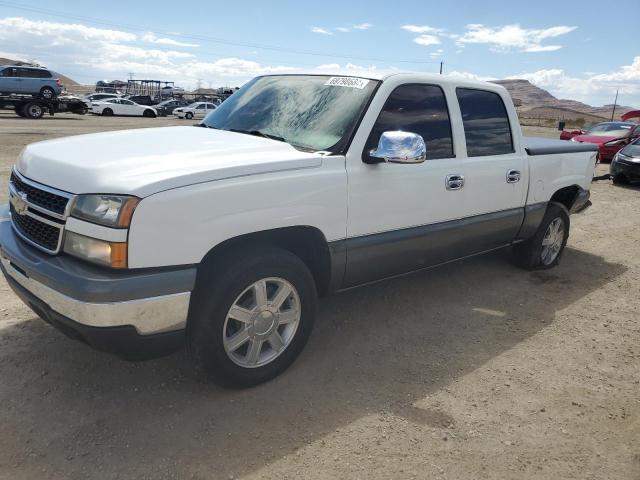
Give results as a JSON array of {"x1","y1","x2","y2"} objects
[
  {"x1": 63, "y1": 231, "x2": 127, "y2": 268},
  {"x1": 604, "y1": 139, "x2": 627, "y2": 147},
  {"x1": 570, "y1": 137, "x2": 577, "y2": 142},
  {"x1": 70, "y1": 195, "x2": 140, "y2": 228}
]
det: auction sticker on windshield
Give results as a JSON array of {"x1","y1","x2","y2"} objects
[{"x1": 324, "y1": 77, "x2": 370, "y2": 89}]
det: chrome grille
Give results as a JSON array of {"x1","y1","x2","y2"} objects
[
  {"x1": 8, "y1": 169, "x2": 73, "y2": 254},
  {"x1": 10, "y1": 204, "x2": 62, "y2": 251},
  {"x1": 9, "y1": 171, "x2": 69, "y2": 215}
]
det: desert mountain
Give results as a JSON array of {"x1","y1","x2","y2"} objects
[{"x1": 493, "y1": 79, "x2": 635, "y2": 120}]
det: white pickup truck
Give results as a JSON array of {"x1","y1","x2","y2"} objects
[{"x1": 1, "y1": 72, "x2": 596, "y2": 386}]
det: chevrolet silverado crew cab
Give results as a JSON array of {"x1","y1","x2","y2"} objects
[{"x1": 0, "y1": 72, "x2": 597, "y2": 387}]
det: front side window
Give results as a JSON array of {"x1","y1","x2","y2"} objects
[
  {"x1": 364, "y1": 84, "x2": 454, "y2": 160},
  {"x1": 456, "y1": 88, "x2": 514, "y2": 157}
]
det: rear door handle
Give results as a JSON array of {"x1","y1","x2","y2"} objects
[
  {"x1": 506, "y1": 169, "x2": 521, "y2": 183},
  {"x1": 446, "y1": 174, "x2": 465, "y2": 190}
]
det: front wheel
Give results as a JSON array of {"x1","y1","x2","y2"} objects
[
  {"x1": 143, "y1": 109, "x2": 156, "y2": 118},
  {"x1": 612, "y1": 174, "x2": 629, "y2": 185},
  {"x1": 513, "y1": 202, "x2": 570, "y2": 270},
  {"x1": 189, "y1": 246, "x2": 317, "y2": 387},
  {"x1": 101, "y1": 108, "x2": 113, "y2": 116},
  {"x1": 185, "y1": 112, "x2": 194, "y2": 119}
]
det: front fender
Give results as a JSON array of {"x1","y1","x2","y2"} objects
[{"x1": 127, "y1": 160, "x2": 347, "y2": 269}]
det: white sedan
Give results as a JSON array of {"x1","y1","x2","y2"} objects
[
  {"x1": 90, "y1": 98, "x2": 157, "y2": 117},
  {"x1": 173, "y1": 102, "x2": 217, "y2": 120}
]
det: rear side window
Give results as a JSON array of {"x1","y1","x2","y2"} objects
[
  {"x1": 456, "y1": 88, "x2": 514, "y2": 157},
  {"x1": 365, "y1": 83, "x2": 454, "y2": 160}
]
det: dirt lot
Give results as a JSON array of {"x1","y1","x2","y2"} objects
[{"x1": 0, "y1": 112, "x2": 638, "y2": 480}]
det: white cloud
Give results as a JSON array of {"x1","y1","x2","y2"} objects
[
  {"x1": 315, "y1": 62, "x2": 378, "y2": 71},
  {"x1": 413, "y1": 35, "x2": 440, "y2": 46},
  {"x1": 336, "y1": 27, "x2": 350, "y2": 33},
  {"x1": 0, "y1": 16, "x2": 136, "y2": 44},
  {"x1": 141, "y1": 33, "x2": 199, "y2": 48},
  {"x1": 352, "y1": 23, "x2": 372, "y2": 30},
  {"x1": 401, "y1": 25, "x2": 444, "y2": 34},
  {"x1": 456, "y1": 23, "x2": 577, "y2": 53},
  {"x1": 430, "y1": 48, "x2": 444, "y2": 59},
  {"x1": 401, "y1": 25, "x2": 445, "y2": 48},
  {"x1": 311, "y1": 27, "x2": 333, "y2": 35}
]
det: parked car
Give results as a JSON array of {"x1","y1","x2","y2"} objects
[
  {"x1": 0, "y1": 65, "x2": 63, "y2": 99},
  {"x1": 90, "y1": 98, "x2": 157, "y2": 117},
  {"x1": 160, "y1": 85, "x2": 185, "y2": 97},
  {"x1": 154, "y1": 99, "x2": 191, "y2": 117},
  {"x1": 561, "y1": 121, "x2": 640, "y2": 161},
  {"x1": 125, "y1": 95, "x2": 154, "y2": 106},
  {"x1": 610, "y1": 137, "x2": 640, "y2": 184},
  {"x1": 173, "y1": 102, "x2": 216, "y2": 119},
  {"x1": 1, "y1": 72, "x2": 596, "y2": 387},
  {"x1": 84, "y1": 93, "x2": 120, "y2": 102}
]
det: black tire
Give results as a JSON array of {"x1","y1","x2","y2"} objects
[
  {"x1": 39, "y1": 86, "x2": 56, "y2": 100},
  {"x1": 102, "y1": 108, "x2": 113, "y2": 116},
  {"x1": 612, "y1": 174, "x2": 629, "y2": 185},
  {"x1": 513, "y1": 202, "x2": 570, "y2": 270},
  {"x1": 143, "y1": 109, "x2": 156, "y2": 118},
  {"x1": 22, "y1": 102, "x2": 44, "y2": 119},
  {"x1": 189, "y1": 245, "x2": 317, "y2": 387},
  {"x1": 185, "y1": 112, "x2": 194, "y2": 119}
]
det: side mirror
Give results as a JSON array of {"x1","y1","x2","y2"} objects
[{"x1": 368, "y1": 131, "x2": 427, "y2": 164}]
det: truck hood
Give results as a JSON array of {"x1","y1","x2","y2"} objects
[{"x1": 17, "y1": 126, "x2": 322, "y2": 197}]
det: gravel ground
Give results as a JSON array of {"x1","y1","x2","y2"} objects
[{"x1": 0, "y1": 112, "x2": 638, "y2": 480}]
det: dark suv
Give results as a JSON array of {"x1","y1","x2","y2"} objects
[{"x1": 0, "y1": 65, "x2": 63, "y2": 99}]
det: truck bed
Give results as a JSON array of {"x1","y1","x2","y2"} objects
[{"x1": 523, "y1": 136, "x2": 598, "y2": 156}]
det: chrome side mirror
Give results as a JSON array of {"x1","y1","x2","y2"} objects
[{"x1": 368, "y1": 131, "x2": 427, "y2": 164}]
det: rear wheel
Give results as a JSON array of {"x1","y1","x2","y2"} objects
[
  {"x1": 102, "y1": 108, "x2": 113, "y2": 116},
  {"x1": 189, "y1": 246, "x2": 317, "y2": 387},
  {"x1": 39, "y1": 86, "x2": 55, "y2": 100},
  {"x1": 22, "y1": 102, "x2": 44, "y2": 119},
  {"x1": 513, "y1": 202, "x2": 570, "y2": 270}
]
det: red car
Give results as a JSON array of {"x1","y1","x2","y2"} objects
[{"x1": 560, "y1": 122, "x2": 640, "y2": 161}]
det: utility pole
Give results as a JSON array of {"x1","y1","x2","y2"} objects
[
  {"x1": 610, "y1": 89, "x2": 619, "y2": 121},
  {"x1": 439, "y1": 61, "x2": 443, "y2": 75},
  {"x1": 127, "y1": 72, "x2": 135, "y2": 80}
]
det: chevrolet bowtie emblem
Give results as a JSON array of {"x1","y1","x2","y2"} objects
[{"x1": 10, "y1": 192, "x2": 28, "y2": 216}]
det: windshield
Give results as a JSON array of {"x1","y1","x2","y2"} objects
[
  {"x1": 200, "y1": 75, "x2": 379, "y2": 152},
  {"x1": 586, "y1": 122, "x2": 634, "y2": 137}
]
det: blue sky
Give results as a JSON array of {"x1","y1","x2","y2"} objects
[{"x1": 0, "y1": 0, "x2": 638, "y2": 106}]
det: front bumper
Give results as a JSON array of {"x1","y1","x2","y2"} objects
[
  {"x1": 0, "y1": 214, "x2": 197, "y2": 359},
  {"x1": 611, "y1": 158, "x2": 640, "y2": 182}
]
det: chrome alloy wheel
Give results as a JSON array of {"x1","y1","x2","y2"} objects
[
  {"x1": 223, "y1": 277, "x2": 301, "y2": 368},
  {"x1": 541, "y1": 217, "x2": 565, "y2": 265}
]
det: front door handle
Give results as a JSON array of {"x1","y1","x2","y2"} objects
[
  {"x1": 446, "y1": 174, "x2": 465, "y2": 191},
  {"x1": 506, "y1": 169, "x2": 521, "y2": 183}
]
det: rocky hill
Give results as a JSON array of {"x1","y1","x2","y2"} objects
[{"x1": 493, "y1": 79, "x2": 635, "y2": 120}]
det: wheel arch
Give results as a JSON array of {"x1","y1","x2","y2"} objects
[
  {"x1": 549, "y1": 185, "x2": 581, "y2": 211},
  {"x1": 197, "y1": 226, "x2": 337, "y2": 297}
]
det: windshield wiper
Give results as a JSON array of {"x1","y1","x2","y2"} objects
[{"x1": 228, "y1": 128, "x2": 286, "y2": 143}]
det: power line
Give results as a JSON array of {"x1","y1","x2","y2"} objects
[{"x1": 0, "y1": 1, "x2": 443, "y2": 65}]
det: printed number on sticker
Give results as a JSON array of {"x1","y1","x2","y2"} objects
[{"x1": 324, "y1": 77, "x2": 370, "y2": 89}]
